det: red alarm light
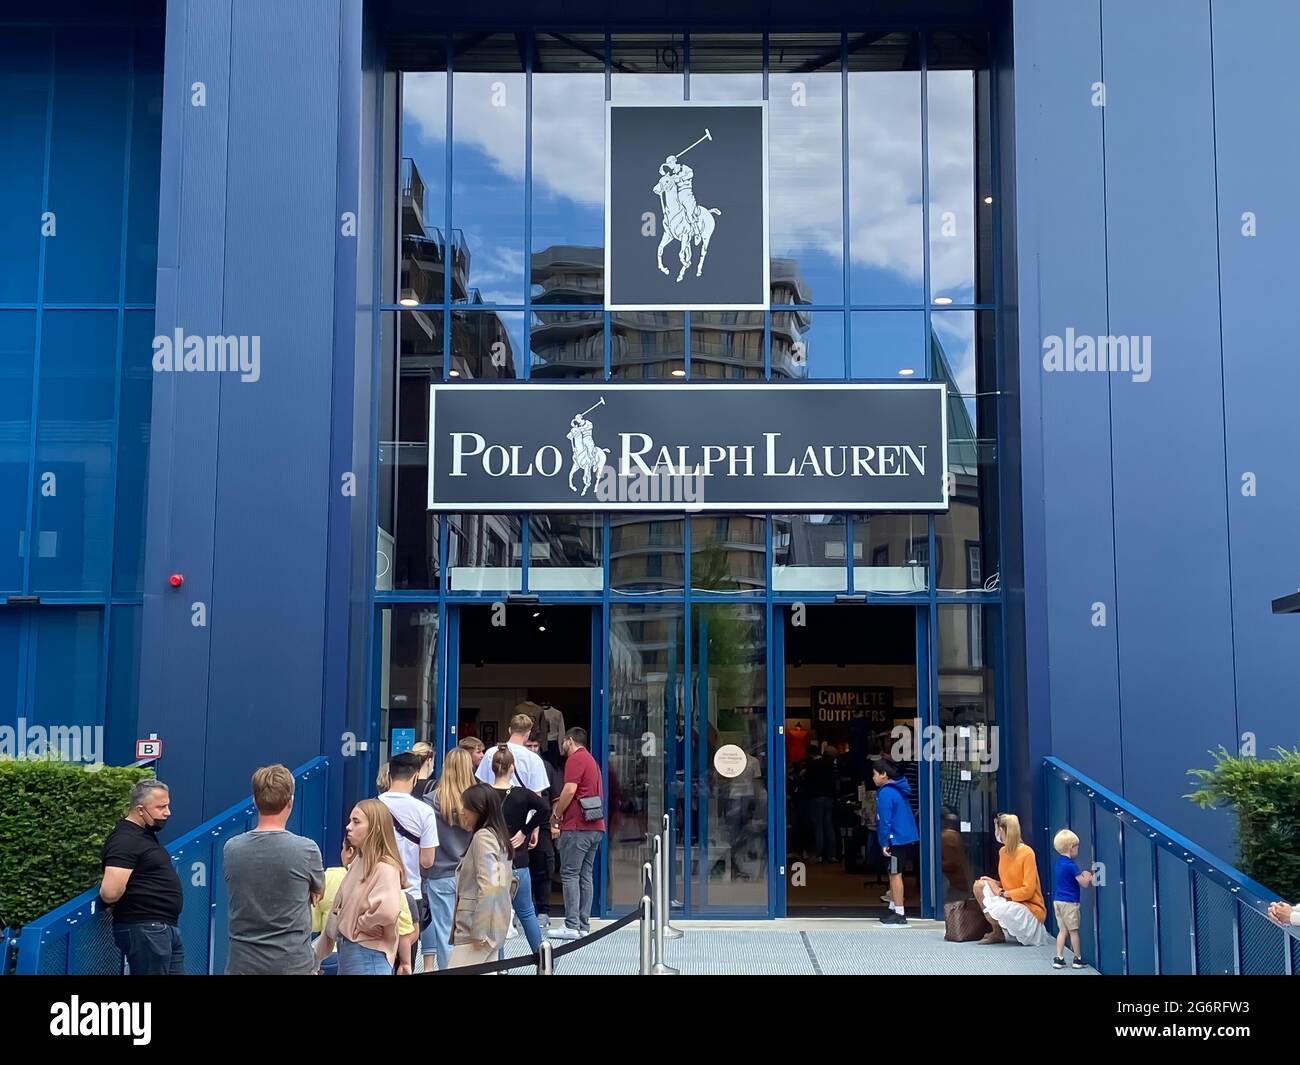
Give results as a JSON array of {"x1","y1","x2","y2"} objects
[{"x1": 168, "y1": 573, "x2": 184, "y2": 588}]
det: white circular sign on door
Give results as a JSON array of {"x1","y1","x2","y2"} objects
[{"x1": 713, "y1": 744, "x2": 748, "y2": 779}]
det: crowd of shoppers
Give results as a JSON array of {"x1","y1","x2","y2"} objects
[{"x1": 97, "y1": 708, "x2": 606, "y2": 975}]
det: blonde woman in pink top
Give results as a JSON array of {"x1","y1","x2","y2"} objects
[{"x1": 314, "y1": 799, "x2": 407, "y2": 975}]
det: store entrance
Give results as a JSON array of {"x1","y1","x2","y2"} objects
[
  {"x1": 781, "y1": 605, "x2": 922, "y2": 916},
  {"x1": 453, "y1": 604, "x2": 597, "y2": 909}
]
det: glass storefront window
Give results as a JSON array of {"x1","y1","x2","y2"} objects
[
  {"x1": 378, "y1": 311, "x2": 442, "y2": 590},
  {"x1": 611, "y1": 33, "x2": 685, "y2": 102},
  {"x1": 529, "y1": 310, "x2": 604, "y2": 380},
  {"x1": 848, "y1": 32, "x2": 922, "y2": 306},
  {"x1": 531, "y1": 33, "x2": 605, "y2": 299},
  {"x1": 691, "y1": 603, "x2": 768, "y2": 912},
  {"x1": 690, "y1": 311, "x2": 763, "y2": 379},
  {"x1": 447, "y1": 513, "x2": 522, "y2": 591},
  {"x1": 398, "y1": 71, "x2": 447, "y2": 304},
  {"x1": 927, "y1": 31, "x2": 993, "y2": 307},
  {"x1": 0, "y1": 312, "x2": 34, "y2": 594},
  {"x1": 687, "y1": 33, "x2": 761, "y2": 101},
  {"x1": 852, "y1": 513, "x2": 928, "y2": 592},
  {"x1": 378, "y1": 604, "x2": 440, "y2": 770},
  {"x1": 527, "y1": 513, "x2": 603, "y2": 591},
  {"x1": 611, "y1": 311, "x2": 684, "y2": 379},
  {"x1": 936, "y1": 602, "x2": 999, "y2": 904},
  {"x1": 608, "y1": 602, "x2": 686, "y2": 911},
  {"x1": 610, "y1": 515, "x2": 684, "y2": 593},
  {"x1": 452, "y1": 34, "x2": 525, "y2": 305},
  {"x1": 449, "y1": 309, "x2": 525, "y2": 380},
  {"x1": 690, "y1": 514, "x2": 766, "y2": 593},
  {"x1": 769, "y1": 34, "x2": 844, "y2": 305},
  {"x1": 850, "y1": 310, "x2": 925, "y2": 379},
  {"x1": 772, "y1": 513, "x2": 847, "y2": 592},
  {"x1": 770, "y1": 308, "x2": 843, "y2": 379}
]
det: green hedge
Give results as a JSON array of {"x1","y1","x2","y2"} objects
[
  {"x1": 0, "y1": 760, "x2": 154, "y2": 929},
  {"x1": 1187, "y1": 747, "x2": 1300, "y2": 903}
]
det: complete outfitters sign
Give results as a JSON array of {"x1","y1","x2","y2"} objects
[{"x1": 426, "y1": 384, "x2": 948, "y2": 512}]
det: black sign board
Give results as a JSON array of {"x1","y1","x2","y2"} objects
[
  {"x1": 606, "y1": 102, "x2": 768, "y2": 310},
  {"x1": 426, "y1": 383, "x2": 948, "y2": 512},
  {"x1": 810, "y1": 686, "x2": 895, "y2": 724}
]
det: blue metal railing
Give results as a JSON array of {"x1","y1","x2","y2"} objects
[
  {"x1": 1045, "y1": 757, "x2": 1299, "y2": 975},
  {"x1": 11, "y1": 757, "x2": 330, "y2": 975}
]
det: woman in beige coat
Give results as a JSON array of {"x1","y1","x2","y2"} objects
[{"x1": 449, "y1": 783, "x2": 516, "y2": 969}]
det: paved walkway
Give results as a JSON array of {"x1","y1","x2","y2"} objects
[{"x1": 494, "y1": 919, "x2": 1097, "y2": 976}]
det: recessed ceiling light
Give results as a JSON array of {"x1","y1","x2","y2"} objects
[
  {"x1": 448, "y1": 369, "x2": 460, "y2": 377},
  {"x1": 538, "y1": 625, "x2": 546, "y2": 632},
  {"x1": 983, "y1": 196, "x2": 993, "y2": 205},
  {"x1": 532, "y1": 611, "x2": 541, "y2": 618},
  {"x1": 898, "y1": 368, "x2": 915, "y2": 376},
  {"x1": 933, "y1": 296, "x2": 953, "y2": 305},
  {"x1": 671, "y1": 368, "x2": 686, "y2": 377}
]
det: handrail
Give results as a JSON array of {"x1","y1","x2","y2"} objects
[
  {"x1": 12, "y1": 756, "x2": 330, "y2": 975},
  {"x1": 1045, "y1": 756, "x2": 1298, "y2": 976}
]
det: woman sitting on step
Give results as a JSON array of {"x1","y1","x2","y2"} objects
[{"x1": 970, "y1": 812, "x2": 1048, "y2": 947}]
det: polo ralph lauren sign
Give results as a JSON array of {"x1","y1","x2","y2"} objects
[
  {"x1": 426, "y1": 384, "x2": 948, "y2": 512},
  {"x1": 606, "y1": 103, "x2": 769, "y2": 310}
]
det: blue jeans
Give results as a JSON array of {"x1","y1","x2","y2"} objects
[
  {"x1": 112, "y1": 920, "x2": 185, "y2": 975},
  {"x1": 336, "y1": 935, "x2": 391, "y2": 975},
  {"x1": 497, "y1": 864, "x2": 543, "y2": 960},
  {"x1": 557, "y1": 830, "x2": 602, "y2": 932},
  {"x1": 420, "y1": 877, "x2": 457, "y2": 970},
  {"x1": 812, "y1": 796, "x2": 838, "y2": 863}
]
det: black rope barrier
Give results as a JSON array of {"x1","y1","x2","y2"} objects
[{"x1": 423, "y1": 904, "x2": 644, "y2": 974}]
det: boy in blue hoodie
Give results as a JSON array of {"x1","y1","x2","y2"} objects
[{"x1": 872, "y1": 757, "x2": 920, "y2": 925}]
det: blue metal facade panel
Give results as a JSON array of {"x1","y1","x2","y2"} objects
[
  {"x1": 1100, "y1": 0, "x2": 1236, "y2": 852},
  {"x1": 1209, "y1": 1, "x2": 1300, "y2": 762},
  {"x1": 1012, "y1": 0, "x2": 1122, "y2": 790},
  {"x1": 200, "y1": 0, "x2": 341, "y2": 815},
  {"x1": 1014, "y1": 0, "x2": 1298, "y2": 860}
]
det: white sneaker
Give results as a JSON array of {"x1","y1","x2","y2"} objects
[
  {"x1": 880, "y1": 893, "x2": 893, "y2": 904},
  {"x1": 537, "y1": 914, "x2": 551, "y2": 929},
  {"x1": 547, "y1": 927, "x2": 580, "y2": 940}
]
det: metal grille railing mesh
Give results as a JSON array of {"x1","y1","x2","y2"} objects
[
  {"x1": 1238, "y1": 902, "x2": 1287, "y2": 976},
  {"x1": 1193, "y1": 874, "x2": 1236, "y2": 975}
]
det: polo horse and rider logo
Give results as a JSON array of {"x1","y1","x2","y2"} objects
[
  {"x1": 652, "y1": 128, "x2": 722, "y2": 283},
  {"x1": 566, "y1": 399, "x2": 611, "y2": 496}
]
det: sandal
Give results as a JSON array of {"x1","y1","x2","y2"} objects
[{"x1": 979, "y1": 926, "x2": 1005, "y2": 945}]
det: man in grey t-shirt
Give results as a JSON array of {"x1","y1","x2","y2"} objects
[{"x1": 223, "y1": 764, "x2": 325, "y2": 975}]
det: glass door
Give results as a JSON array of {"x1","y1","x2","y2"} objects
[{"x1": 688, "y1": 603, "x2": 770, "y2": 915}]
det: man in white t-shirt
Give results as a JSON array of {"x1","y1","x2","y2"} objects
[
  {"x1": 475, "y1": 712, "x2": 549, "y2": 794},
  {"x1": 378, "y1": 752, "x2": 439, "y2": 970}
]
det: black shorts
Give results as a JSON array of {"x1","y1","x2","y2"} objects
[{"x1": 887, "y1": 842, "x2": 919, "y2": 875}]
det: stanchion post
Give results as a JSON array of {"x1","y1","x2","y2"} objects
[
  {"x1": 639, "y1": 894, "x2": 653, "y2": 975},
  {"x1": 538, "y1": 939, "x2": 554, "y2": 975},
  {"x1": 651, "y1": 836, "x2": 679, "y2": 975},
  {"x1": 661, "y1": 814, "x2": 683, "y2": 940}
]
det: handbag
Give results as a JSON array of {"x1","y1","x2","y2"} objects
[
  {"x1": 944, "y1": 897, "x2": 987, "y2": 942},
  {"x1": 577, "y1": 795, "x2": 604, "y2": 822}
]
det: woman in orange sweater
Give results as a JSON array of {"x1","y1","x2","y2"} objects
[
  {"x1": 315, "y1": 799, "x2": 407, "y2": 974},
  {"x1": 971, "y1": 812, "x2": 1048, "y2": 947}
]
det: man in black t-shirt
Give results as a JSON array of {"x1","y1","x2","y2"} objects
[{"x1": 99, "y1": 778, "x2": 185, "y2": 975}]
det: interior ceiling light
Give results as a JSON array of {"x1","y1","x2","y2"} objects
[
  {"x1": 933, "y1": 296, "x2": 953, "y2": 305},
  {"x1": 898, "y1": 368, "x2": 915, "y2": 376}
]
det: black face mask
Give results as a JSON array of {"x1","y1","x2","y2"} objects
[{"x1": 140, "y1": 810, "x2": 168, "y2": 833}]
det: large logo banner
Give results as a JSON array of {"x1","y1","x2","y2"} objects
[
  {"x1": 606, "y1": 102, "x2": 769, "y2": 310},
  {"x1": 426, "y1": 384, "x2": 948, "y2": 512}
]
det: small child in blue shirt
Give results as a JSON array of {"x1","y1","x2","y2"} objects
[{"x1": 1052, "y1": 828, "x2": 1094, "y2": 969}]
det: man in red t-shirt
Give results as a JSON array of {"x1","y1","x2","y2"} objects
[{"x1": 547, "y1": 727, "x2": 605, "y2": 940}]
